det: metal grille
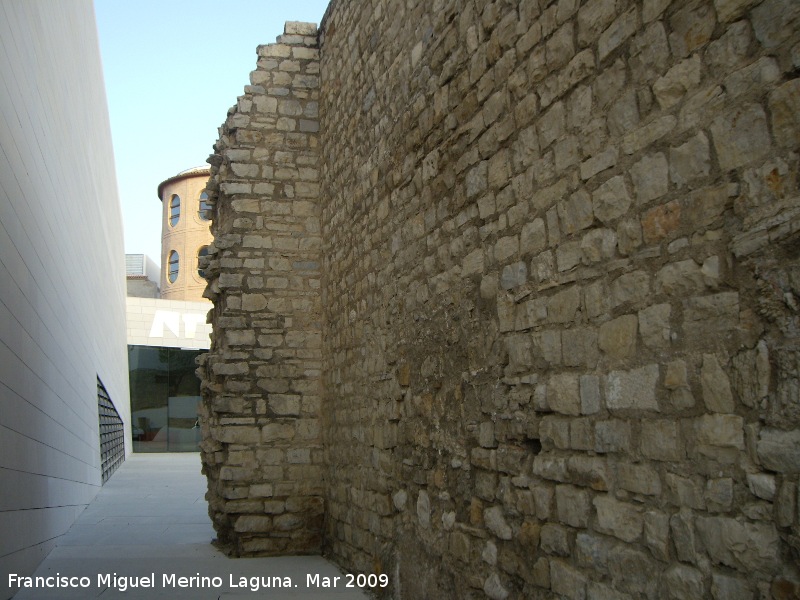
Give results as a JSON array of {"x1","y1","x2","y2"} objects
[{"x1": 97, "y1": 377, "x2": 125, "y2": 484}]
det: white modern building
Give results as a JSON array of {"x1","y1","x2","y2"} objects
[
  {"x1": 0, "y1": 2, "x2": 130, "y2": 598},
  {"x1": 126, "y1": 253, "x2": 160, "y2": 298}
]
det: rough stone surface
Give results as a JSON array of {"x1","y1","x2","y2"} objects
[{"x1": 198, "y1": 3, "x2": 800, "y2": 597}]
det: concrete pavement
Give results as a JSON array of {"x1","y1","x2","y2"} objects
[{"x1": 11, "y1": 454, "x2": 370, "y2": 599}]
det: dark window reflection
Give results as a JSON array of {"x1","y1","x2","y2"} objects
[{"x1": 128, "y1": 345, "x2": 203, "y2": 452}]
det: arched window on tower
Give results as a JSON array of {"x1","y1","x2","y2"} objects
[
  {"x1": 197, "y1": 246, "x2": 208, "y2": 278},
  {"x1": 168, "y1": 250, "x2": 179, "y2": 283},
  {"x1": 198, "y1": 192, "x2": 211, "y2": 221},
  {"x1": 169, "y1": 194, "x2": 180, "y2": 227}
]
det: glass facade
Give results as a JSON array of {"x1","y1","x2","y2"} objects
[{"x1": 128, "y1": 345, "x2": 203, "y2": 452}]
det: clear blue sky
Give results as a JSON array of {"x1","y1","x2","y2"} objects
[{"x1": 94, "y1": 0, "x2": 330, "y2": 268}]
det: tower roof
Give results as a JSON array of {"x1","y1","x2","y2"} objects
[{"x1": 157, "y1": 166, "x2": 211, "y2": 200}]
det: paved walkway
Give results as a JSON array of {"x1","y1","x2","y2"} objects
[{"x1": 14, "y1": 454, "x2": 368, "y2": 599}]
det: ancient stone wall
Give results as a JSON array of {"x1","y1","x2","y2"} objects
[
  {"x1": 202, "y1": 0, "x2": 800, "y2": 597},
  {"x1": 316, "y1": 0, "x2": 799, "y2": 597},
  {"x1": 198, "y1": 21, "x2": 324, "y2": 556}
]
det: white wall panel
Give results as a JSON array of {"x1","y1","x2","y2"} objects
[{"x1": 0, "y1": 1, "x2": 130, "y2": 597}]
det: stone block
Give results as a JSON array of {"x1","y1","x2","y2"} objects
[
  {"x1": 746, "y1": 473, "x2": 776, "y2": 500},
  {"x1": 641, "y1": 420, "x2": 683, "y2": 461},
  {"x1": 533, "y1": 486, "x2": 554, "y2": 520},
  {"x1": 768, "y1": 78, "x2": 800, "y2": 148},
  {"x1": 581, "y1": 228, "x2": 617, "y2": 264},
  {"x1": 558, "y1": 190, "x2": 594, "y2": 234},
  {"x1": 556, "y1": 484, "x2": 591, "y2": 527},
  {"x1": 709, "y1": 104, "x2": 771, "y2": 171},
  {"x1": 546, "y1": 22, "x2": 576, "y2": 70},
  {"x1": 580, "y1": 374, "x2": 601, "y2": 414},
  {"x1": 584, "y1": 279, "x2": 609, "y2": 319},
  {"x1": 616, "y1": 219, "x2": 642, "y2": 256},
  {"x1": 610, "y1": 271, "x2": 651, "y2": 309},
  {"x1": 211, "y1": 361, "x2": 248, "y2": 376},
  {"x1": 618, "y1": 462, "x2": 661, "y2": 496},
  {"x1": 606, "y1": 364, "x2": 659, "y2": 411},
  {"x1": 269, "y1": 395, "x2": 301, "y2": 416},
  {"x1": 575, "y1": 532, "x2": 611, "y2": 573},
  {"x1": 700, "y1": 354, "x2": 735, "y2": 413},
  {"x1": 669, "y1": 132, "x2": 710, "y2": 187},
  {"x1": 488, "y1": 149, "x2": 511, "y2": 189},
  {"x1": 656, "y1": 259, "x2": 707, "y2": 295},
  {"x1": 670, "y1": 509, "x2": 701, "y2": 562},
  {"x1": 242, "y1": 293, "x2": 268, "y2": 311},
  {"x1": 711, "y1": 572, "x2": 754, "y2": 600},
  {"x1": 706, "y1": 21, "x2": 752, "y2": 72},
  {"x1": 643, "y1": 511, "x2": 670, "y2": 561},
  {"x1": 593, "y1": 176, "x2": 632, "y2": 224},
  {"x1": 594, "y1": 495, "x2": 643, "y2": 542},
  {"x1": 538, "y1": 102, "x2": 566, "y2": 149},
  {"x1": 608, "y1": 90, "x2": 639, "y2": 137},
  {"x1": 638, "y1": 304, "x2": 671, "y2": 349},
  {"x1": 520, "y1": 218, "x2": 547, "y2": 255},
  {"x1": 705, "y1": 478, "x2": 734, "y2": 512},
  {"x1": 483, "y1": 574, "x2": 509, "y2": 600},
  {"x1": 696, "y1": 516, "x2": 780, "y2": 574},
  {"x1": 548, "y1": 285, "x2": 581, "y2": 323},
  {"x1": 541, "y1": 417, "x2": 570, "y2": 449},
  {"x1": 598, "y1": 7, "x2": 638, "y2": 62},
  {"x1": 551, "y1": 560, "x2": 587, "y2": 599},
  {"x1": 757, "y1": 428, "x2": 800, "y2": 473},
  {"x1": 215, "y1": 426, "x2": 261, "y2": 445},
  {"x1": 226, "y1": 329, "x2": 256, "y2": 346},
  {"x1": 622, "y1": 115, "x2": 676, "y2": 155},
  {"x1": 234, "y1": 515, "x2": 272, "y2": 533},
  {"x1": 664, "y1": 565, "x2": 705, "y2": 600},
  {"x1": 494, "y1": 235, "x2": 519, "y2": 263},
  {"x1": 538, "y1": 329, "x2": 563, "y2": 365},
  {"x1": 630, "y1": 152, "x2": 668, "y2": 204},
  {"x1": 653, "y1": 55, "x2": 702, "y2": 110},
  {"x1": 416, "y1": 491, "x2": 431, "y2": 529},
  {"x1": 695, "y1": 414, "x2": 744, "y2": 449},
  {"x1": 556, "y1": 328, "x2": 591, "y2": 368},
  {"x1": 588, "y1": 581, "x2": 633, "y2": 600},
  {"x1": 577, "y1": 0, "x2": 618, "y2": 47},
  {"x1": 479, "y1": 421, "x2": 497, "y2": 449},
  {"x1": 462, "y1": 248, "x2": 485, "y2": 276},
  {"x1": 568, "y1": 455, "x2": 611, "y2": 491},
  {"x1": 598, "y1": 314, "x2": 638, "y2": 360},
  {"x1": 776, "y1": 481, "x2": 796, "y2": 527},
  {"x1": 724, "y1": 57, "x2": 781, "y2": 99},
  {"x1": 751, "y1": 0, "x2": 800, "y2": 48},
  {"x1": 484, "y1": 505, "x2": 513, "y2": 539},
  {"x1": 557, "y1": 241, "x2": 583, "y2": 271},
  {"x1": 642, "y1": 201, "x2": 681, "y2": 244},
  {"x1": 580, "y1": 147, "x2": 618, "y2": 180},
  {"x1": 570, "y1": 418, "x2": 595, "y2": 450},
  {"x1": 595, "y1": 420, "x2": 630, "y2": 453},
  {"x1": 630, "y1": 22, "x2": 670, "y2": 81},
  {"x1": 506, "y1": 334, "x2": 533, "y2": 372},
  {"x1": 533, "y1": 455, "x2": 570, "y2": 483},
  {"x1": 669, "y1": 3, "x2": 715, "y2": 57},
  {"x1": 466, "y1": 161, "x2": 488, "y2": 198},
  {"x1": 548, "y1": 372, "x2": 581, "y2": 416}
]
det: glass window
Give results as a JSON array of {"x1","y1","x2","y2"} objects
[
  {"x1": 168, "y1": 250, "x2": 179, "y2": 283},
  {"x1": 198, "y1": 192, "x2": 211, "y2": 220},
  {"x1": 128, "y1": 345, "x2": 203, "y2": 452},
  {"x1": 197, "y1": 246, "x2": 209, "y2": 278},
  {"x1": 169, "y1": 194, "x2": 180, "y2": 227}
]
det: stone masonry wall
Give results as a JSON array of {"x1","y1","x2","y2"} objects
[
  {"x1": 201, "y1": 0, "x2": 800, "y2": 597},
  {"x1": 198, "y1": 21, "x2": 324, "y2": 556},
  {"x1": 316, "y1": 0, "x2": 799, "y2": 598}
]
